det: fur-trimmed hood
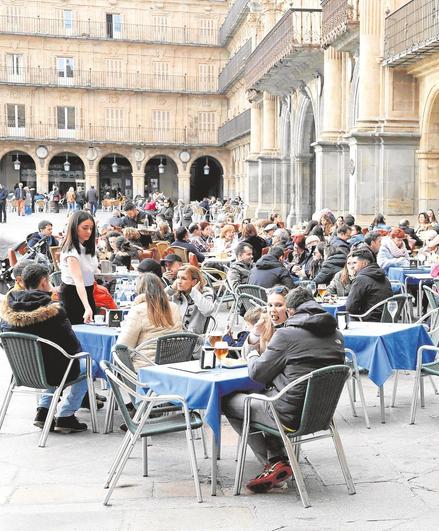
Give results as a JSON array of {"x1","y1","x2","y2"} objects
[{"x1": 2, "y1": 290, "x2": 62, "y2": 328}]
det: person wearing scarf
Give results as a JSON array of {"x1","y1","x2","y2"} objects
[{"x1": 377, "y1": 228, "x2": 410, "y2": 274}]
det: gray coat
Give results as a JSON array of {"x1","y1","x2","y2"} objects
[
  {"x1": 227, "y1": 260, "x2": 252, "y2": 290},
  {"x1": 165, "y1": 285, "x2": 214, "y2": 334},
  {"x1": 248, "y1": 301, "x2": 345, "y2": 429}
]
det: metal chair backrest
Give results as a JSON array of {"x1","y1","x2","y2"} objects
[
  {"x1": 0, "y1": 331, "x2": 52, "y2": 389},
  {"x1": 380, "y1": 294, "x2": 411, "y2": 323},
  {"x1": 424, "y1": 285, "x2": 439, "y2": 310},
  {"x1": 416, "y1": 309, "x2": 439, "y2": 347},
  {"x1": 202, "y1": 315, "x2": 216, "y2": 335},
  {"x1": 238, "y1": 293, "x2": 267, "y2": 312},
  {"x1": 155, "y1": 332, "x2": 200, "y2": 364},
  {"x1": 112, "y1": 344, "x2": 138, "y2": 405},
  {"x1": 49, "y1": 271, "x2": 62, "y2": 287},
  {"x1": 235, "y1": 284, "x2": 267, "y2": 303},
  {"x1": 294, "y1": 365, "x2": 350, "y2": 437}
]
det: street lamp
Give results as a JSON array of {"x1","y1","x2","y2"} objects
[
  {"x1": 158, "y1": 157, "x2": 165, "y2": 174},
  {"x1": 112, "y1": 155, "x2": 118, "y2": 173},
  {"x1": 13, "y1": 153, "x2": 21, "y2": 171},
  {"x1": 203, "y1": 157, "x2": 210, "y2": 175},
  {"x1": 64, "y1": 154, "x2": 70, "y2": 172}
]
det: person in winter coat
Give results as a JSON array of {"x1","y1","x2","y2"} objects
[
  {"x1": 249, "y1": 246, "x2": 295, "y2": 290},
  {"x1": 377, "y1": 228, "x2": 410, "y2": 274},
  {"x1": 312, "y1": 245, "x2": 347, "y2": 286},
  {"x1": 165, "y1": 265, "x2": 214, "y2": 334},
  {"x1": 227, "y1": 242, "x2": 253, "y2": 290},
  {"x1": 346, "y1": 249, "x2": 393, "y2": 321},
  {"x1": 330, "y1": 225, "x2": 352, "y2": 255},
  {"x1": 120, "y1": 203, "x2": 147, "y2": 229},
  {"x1": 174, "y1": 199, "x2": 193, "y2": 228},
  {"x1": 0, "y1": 183, "x2": 8, "y2": 222},
  {"x1": 0, "y1": 263, "x2": 96, "y2": 433},
  {"x1": 27, "y1": 220, "x2": 59, "y2": 261},
  {"x1": 222, "y1": 287, "x2": 345, "y2": 493},
  {"x1": 241, "y1": 223, "x2": 267, "y2": 262},
  {"x1": 157, "y1": 198, "x2": 175, "y2": 228},
  {"x1": 117, "y1": 273, "x2": 182, "y2": 369},
  {"x1": 328, "y1": 255, "x2": 355, "y2": 297},
  {"x1": 173, "y1": 226, "x2": 205, "y2": 263}
]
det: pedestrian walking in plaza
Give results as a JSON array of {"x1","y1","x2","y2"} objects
[
  {"x1": 66, "y1": 187, "x2": 76, "y2": 213},
  {"x1": 0, "y1": 183, "x2": 7, "y2": 222},
  {"x1": 14, "y1": 182, "x2": 25, "y2": 216},
  {"x1": 75, "y1": 188, "x2": 85, "y2": 210},
  {"x1": 86, "y1": 185, "x2": 98, "y2": 216}
]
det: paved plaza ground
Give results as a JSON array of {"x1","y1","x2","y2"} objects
[{"x1": 1, "y1": 212, "x2": 439, "y2": 530}]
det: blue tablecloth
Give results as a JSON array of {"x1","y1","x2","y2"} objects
[
  {"x1": 387, "y1": 267, "x2": 431, "y2": 285},
  {"x1": 73, "y1": 324, "x2": 120, "y2": 378},
  {"x1": 322, "y1": 301, "x2": 346, "y2": 317},
  {"x1": 138, "y1": 362, "x2": 263, "y2": 444},
  {"x1": 342, "y1": 322, "x2": 433, "y2": 386}
]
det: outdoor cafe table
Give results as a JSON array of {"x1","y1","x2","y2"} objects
[
  {"x1": 342, "y1": 322, "x2": 433, "y2": 422},
  {"x1": 137, "y1": 361, "x2": 263, "y2": 496},
  {"x1": 321, "y1": 299, "x2": 347, "y2": 317},
  {"x1": 73, "y1": 324, "x2": 120, "y2": 378},
  {"x1": 387, "y1": 266, "x2": 431, "y2": 285}
]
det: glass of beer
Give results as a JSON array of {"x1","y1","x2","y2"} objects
[
  {"x1": 213, "y1": 341, "x2": 229, "y2": 369},
  {"x1": 317, "y1": 284, "x2": 327, "y2": 298},
  {"x1": 209, "y1": 331, "x2": 223, "y2": 347}
]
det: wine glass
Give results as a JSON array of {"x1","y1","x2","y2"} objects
[
  {"x1": 387, "y1": 300, "x2": 398, "y2": 323},
  {"x1": 308, "y1": 281, "x2": 317, "y2": 296}
]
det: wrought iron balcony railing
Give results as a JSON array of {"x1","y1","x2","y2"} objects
[
  {"x1": 218, "y1": 39, "x2": 252, "y2": 92},
  {"x1": 0, "y1": 66, "x2": 218, "y2": 93},
  {"x1": 321, "y1": 0, "x2": 359, "y2": 49},
  {"x1": 384, "y1": 0, "x2": 439, "y2": 66},
  {"x1": 245, "y1": 8, "x2": 322, "y2": 90},
  {"x1": 219, "y1": 0, "x2": 250, "y2": 46},
  {"x1": 218, "y1": 109, "x2": 251, "y2": 145},
  {"x1": 0, "y1": 124, "x2": 219, "y2": 146},
  {"x1": 0, "y1": 14, "x2": 219, "y2": 46}
]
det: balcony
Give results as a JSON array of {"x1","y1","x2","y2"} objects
[
  {"x1": 218, "y1": 39, "x2": 252, "y2": 92},
  {"x1": 384, "y1": 0, "x2": 439, "y2": 66},
  {"x1": 245, "y1": 8, "x2": 322, "y2": 95},
  {"x1": 0, "y1": 14, "x2": 219, "y2": 47},
  {"x1": 0, "y1": 124, "x2": 219, "y2": 146},
  {"x1": 218, "y1": 109, "x2": 251, "y2": 145},
  {"x1": 219, "y1": 0, "x2": 249, "y2": 46},
  {"x1": 0, "y1": 66, "x2": 219, "y2": 94},
  {"x1": 321, "y1": 0, "x2": 359, "y2": 51}
]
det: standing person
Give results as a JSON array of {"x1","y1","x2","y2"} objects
[
  {"x1": 86, "y1": 185, "x2": 98, "y2": 216},
  {"x1": 157, "y1": 198, "x2": 174, "y2": 228},
  {"x1": 0, "y1": 183, "x2": 8, "y2": 222},
  {"x1": 66, "y1": 187, "x2": 76, "y2": 213},
  {"x1": 75, "y1": 187, "x2": 85, "y2": 210},
  {"x1": 174, "y1": 199, "x2": 193, "y2": 228},
  {"x1": 23, "y1": 186, "x2": 32, "y2": 215},
  {"x1": 15, "y1": 182, "x2": 25, "y2": 216},
  {"x1": 59, "y1": 211, "x2": 98, "y2": 325}
]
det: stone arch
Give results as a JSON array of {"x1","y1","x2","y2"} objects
[
  {"x1": 98, "y1": 153, "x2": 133, "y2": 198},
  {"x1": 0, "y1": 149, "x2": 37, "y2": 191},
  {"x1": 189, "y1": 155, "x2": 224, "y2": 200},
  {"x1": 48, "y1": 150, "x2": 86, "y2": 195},
  {"x1": 144, "y1": 154, "x2": 179, "y2": 199}
]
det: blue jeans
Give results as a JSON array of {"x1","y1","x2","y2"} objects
[
  {"x1": 89, "y1": 201, "x2": 97, "y2": 216},
  {"x1": 39, "y1": 358, "x2": 98, "y2": 418},
  {"x1": 67, "y1": 202, "x2": 76, "y2": 212}
]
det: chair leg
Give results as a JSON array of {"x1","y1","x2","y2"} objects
[
  {"x1": 104, "y1": 432, "x2": 132, "y2": 488},
  {"x1": 283, "y1": 436, "x2": 310, "y2": 508},
  {"x1": 39, "y1": 385, "x2": 63, "y2": 448},
  {"x1": 352, "y1": 378, "x2": 356, "y2": 402},
  {"x1": 409, "y1": 369, "x2": 421, "y2": 425},
  {"x1": 429, "y1": 375, "x2": 439, "y2": 395},
  {"x1": 391, "y1": 370, "x2": 399, "y2": 408},
  {"x1": 379, "y1": 386, "x2": 385, "y2": 424},
  {"x1": 354, "y1": 375, "x2": 371, "y2": 429},
  {"x1": 103, "y1": 433, "x2": 138, "y2": 506},
  {"x1": 142, "y1": 437, "x2": 148, "y2": 477},
  {"x1": 185, "y1": 427, "x2": 203, "y2": 503},
  {"x1": 330, "y1": 422, "x2": 356, "y2": 495},
  {"x1": 346, "y1": 378, "x2": 357, "y2": 417},
  {"x1": 420, "y1": 375, "x2": 425, "y2": 408},
  {"x1": 0, "y1": 376, "x2": 15, "y2": 430},
  {"x1": 103, "y1": 390, "x2": 115, "y2": 434},
  {"x1": 233, "y1": 419, "x2": 250, "y2": 495},
  {"x1": 86, "y1": 359, "x2": 99, "y2": 433},
  {"x1": 234, "y1": 435, "x2": 241, "y2": 462},
  {"x1": 200, "y1": 425, "x2": 209, "y2": 459}
]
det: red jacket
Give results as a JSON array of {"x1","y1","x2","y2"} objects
[{"x1": 93, "y1": 282, "x2": 117, "y2": 309}]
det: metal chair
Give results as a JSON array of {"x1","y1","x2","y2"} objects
[
  {"x1": 230, "y1": 284, "x2": 268, "y2": 322},
  {"x1": 423, "y1": 285, "x2": 439, "y2": 311},
  {"x1": 0, "y1": 331, "x2": 98, "y2": 447},
  {"x1": 349, "y1": 294, "x2": 412, "y2": 323},
  {"x1": 100, "y1": 360, "x2": 203, "y2": 505},
  {"x1": 344, "y1": 348, "x2": 370, "y2": 429},
  {"x1": 233, "y1": 365, "x2": 355, "y2": 507},
  {"x1": 409, "y1": 345, "x2": 439, "y2": 424}
]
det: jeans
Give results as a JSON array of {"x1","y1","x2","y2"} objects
[
  {"x1": 0, "y1": 200, "x2": 6, "y2": 222},
  {"x1": 89, "y1": 201, "x2": 97, "y2": 216},
  {"x1": 67, "y1": 202, "x2": 76, "y2": 212},
  {"x1": 39, "y1": 358, "x2": 97, "y2": 417}
]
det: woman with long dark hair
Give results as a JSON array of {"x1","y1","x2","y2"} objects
[{"x1": 59, "y1": 211, "x2": 98, "y2": 324}]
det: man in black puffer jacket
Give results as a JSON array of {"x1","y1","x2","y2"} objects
[
  {"x1": 312, "y1": 245, "x2": 347, "y2": 285},
  {"x1": 248, "y1": 246, "x2": 296, "y2": 290},
  {"x1": 1, "y1": 263, "x2": 96, "y2": 433},
  {"x1": 222, "y1": 287, "x2": 345, "y2": 493},
  {"x1": 346, "y1": 249, "x2": 393, "y2": 321}
]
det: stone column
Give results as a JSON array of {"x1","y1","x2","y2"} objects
[
  {"x1": 85, "y1": 170, "x2": 98, "y2": 191},
  {"x1": 131, "y1": 172, "x2": 145, "y2": 199},
  {"x1": 262, "y1": 92, "x2": 276, "y2": 154},
  {"x1": 321, "y1": 47, "x2": 343, "y2": 138},
  {"x1": 177, "y1": 171, "x2": 191, "y2": 204},
  {"x1": 357, "y1": 0, "x2": 383, "y2": 127},
  {"x1": 36, "y1": 169, "x2": 49, "y2": 194},
  {"x1": 250, "y1": 100, "x2": 262, "y2": 155}
]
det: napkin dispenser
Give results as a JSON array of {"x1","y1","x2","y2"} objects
[
  {"x1": 409, "y1": 258, "x2": 418, "y2": 269},
  {"x1": 200, "y1": 347, "x2": 216, "y2": 369},
  {"x1": 336, "y1": 311, "x2": 350, "y2": 330},
  {"x1": 108, "y1": 309, "x2": 124, "y2": 327}
]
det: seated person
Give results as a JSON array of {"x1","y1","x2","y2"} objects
[
  {"x1": 330, "y1": 225, "x2": 351, "y2": 255},
  {"x1": 153, "y1": 222, "x2": 174, "y2": 244},
  {"x1": 222, "y1": 287, "x2": 345, "y2": 493},
  {"x1": 346, "y1": 249, "x2": 393, "y2": 321},
  {"x1": 110, "y1": 236, "x2": 140, "y2": 270},
  {"x1": 120, "y1": 203, "x2": 147, "y2": 229},
  {"x1": 27, "y1": 220, "x2": 59, "y2": 261},
  {"x1": 1, "y1": 263, "x2": 97, "y2": 433},
  {"x1": 188, "y1": 223, "x2": 209, "y2": 253},
  {"x1": 9, "y1": 259, "x2": 35, "y2": 292},
  {"x1": 165, "y1": 265, "x2": 214, "y2": 334},
  {"x1": 241, "y1": 223, "x2": 267, "y2": 261},
  {"x1": 312, "y1": 245, "x2": 346, "y2": 286},
  {"x1": 347, "y1": 224, "x2": 364, "y2": 247},
  {"x1": 377, "y1": 228, "x2": 410, "y2": 274},
  {"x1": 122, "y1": 227, "x2": 151, "y2": 250},
  {"x1": 227, "y1": 242, "x2": 253, "y2": 290},
  {"x1": 161, "y1": 254, "x2": 183, "y2": 285},
  {"x1": 137, "y1": 258, "x2": 163, "y2": 278},
  {"x1": 173, "y1": 226, "x2": 205, "y2": 263},
  {"x1": 249, "y1": 246, "x2": 295, "y2": 290},
  {"x1": 328, "y1": 255, "x2": 355, "y2": 297},
  {"x1": 117, "y1": 273, "x2": 182, "y2": 369}
]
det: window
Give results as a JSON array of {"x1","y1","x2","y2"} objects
[
  {"x1": 153, "y1": 110, "x2": 170, "y2": 130},
  {"x1": 6, "y1": 54, "x2": 22, "y2": 76},
  {"x1": 7, "y1": 104, "x2": 25, "y2": 128},
  {"x1": 200, "y1": 19, "x2": 214, "y2": 43},
  {"x1": 105, "y1": 108, "x2": 124, "y2": 128},
  {"x1": 198, "y1": 111, "x2": 215, "y2": 131},
  {"x1": 153, "y1": 62, "x2": 169, "y2": 90},
  {"x1": 152, "y1": 16, "x2": 168, "y2": 41},
  {"x1": 56, "y1": 57, "x2": 74, "y2": 78},
  {"x1": 199, "y1": 64, "x2": 215, "y2": 91},
  {"x1": 106, "y1": 14, "x2": 122, "y2": 39},
  {"x1": 6, "y1": 6, "x2": 20, "y2": 28},
  {"x1": 106, "y1": 58, "x2": 123, "y2": 81},
  {"x1": 57, "y1": 106, "x2": 75, "y2": 130},
  {"x1": 63, "y1": 10, "x2": 73, "y2": 30}
]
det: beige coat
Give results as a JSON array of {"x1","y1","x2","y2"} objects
[{"x1": 117, "y1": 294, "x2": 182, "y2": 369}]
